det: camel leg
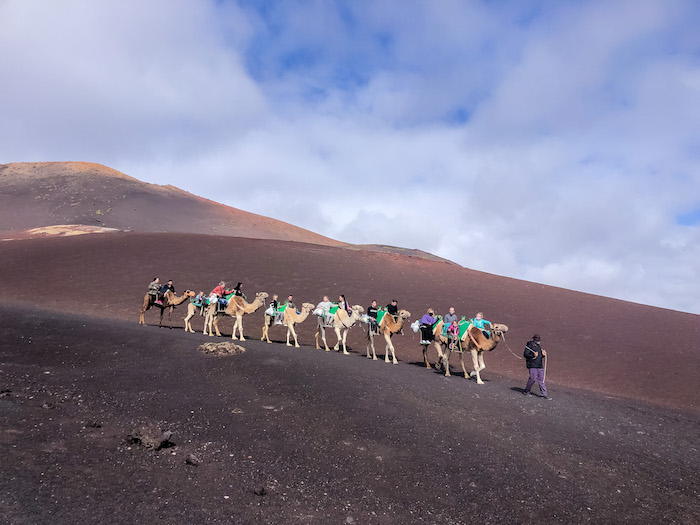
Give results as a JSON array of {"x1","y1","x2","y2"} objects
[
  {"x1": 287, "y1": 325, "x2": 300, "y2": 348},
  {"x1": 167, "y1": 306, "x2": 174, "y2": 329},
  {"x1": 233, "y1": 315, "x2": 245, "y2": 341},
  {"x1": 158, "y1": 308, "x2": 165, "y2": 328},
  {"x1": 471, "y1": 349, "x2": 484, "y2": 384},
  {"x1": 203, "y1": 312, "x2": 212, "y2": 336},
  {"x1": 443, "y1": 347, "x2": 451, "y2": 376},
  {"x1": 432, "y1": 340, "x2": 445, "y2": 371},
  {"x1": 434, "y1": 341, "x2": 444, "y2": 361},
  {"x1": 139, "y1": 297, "x2": 150, "y2": 325},
  {"x1": 184, "y1": 311, "x2": 194, "y2": 333},
  {"x1": 238, "y1": 316, "x2": 246, "y2": 341},
  {"x1": 332, "y1": 327, "x2": 342, "y2": 351},
  {"x1": 422, "y1": 344, "x2": 432, "y2": 368},
  {"x1": 320, "y1": 327, "x2": 331, "y2": 351},
  {"x1": 384, "y1": 335, "x2": 397, "y2": 364},
  {"x1": 459, "y1": 352, "x2": 469, "y2": 379},
  {"x1": 213, "y1": 315, "x2": 223, "y2": 337},
  {"x1": 315, "y1": 326, "x2": 330, "y2": 351},
  {"x1": 366, "y1": 333, "x2": 378, "y2": 360},
  {"x1": 340, "y1": 329, "x2": 349, "y2": 355}
]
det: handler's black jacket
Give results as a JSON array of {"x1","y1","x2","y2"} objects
[{"x1": 524, "y1": 340, "x2": 544, "y2": 369}]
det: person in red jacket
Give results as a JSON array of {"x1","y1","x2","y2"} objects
[{"x1": 211, "y1": 281, "x2": 233, "y2": 309}]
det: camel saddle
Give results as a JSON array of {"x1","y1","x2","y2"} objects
[{"x1": 441, "y1": 318, "x2": 473, "y2": 339}]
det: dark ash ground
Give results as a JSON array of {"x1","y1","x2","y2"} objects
[{"x1": 1, "y1": 304, "x2": 698, "y2": 524}]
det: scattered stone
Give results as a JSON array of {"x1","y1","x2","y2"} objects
[
  {"x1": 253, "y1": 487, "x2": 267, "y2": 497},
  {"x1": 124, "y1": 424, "x2": 176, "y2": 451},
  {"x1": 185, "y1": 454, "x2": 200, "y2": 466},
  {"x1": 197, "y1": 342, "x2": 246, "y2": 356}
]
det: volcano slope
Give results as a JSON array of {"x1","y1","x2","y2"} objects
[
  {"x1": 0, "y1": 232, "x2": 698, "y2": 413},
  {"x1": 0, "y1": 303, "x2": 698, "y2": 524}
]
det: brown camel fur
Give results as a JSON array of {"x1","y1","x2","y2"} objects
[
  {"x1": 261, "y1": 302, "x2": 315, "y2": 348},
  {"x1": 204, "y1": 292, "x2": 269, "y2": 340},
  {"x1": 314, "y1": 305, "x2": 364, "y2": 354},
  {"x1": 139, "y1": 290, "x2": 194, "y2": 328},
  {"x1": 366, "y1": 309, "x2": 411, "y2": 364},
  {"x1": 437, "y1": 322, "x2": 509, "y2": 383}
]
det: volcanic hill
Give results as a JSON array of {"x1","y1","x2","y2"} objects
[{"x1": 1, "y1": 161, "x2": 699, "y2": 524}]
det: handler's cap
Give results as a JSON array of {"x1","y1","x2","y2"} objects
[{"x1": 532, "y1": 334, "x2": 541, "y2": 341}]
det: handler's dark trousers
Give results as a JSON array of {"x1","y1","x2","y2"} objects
[{"x1": 525, "y1": 368, "x2": 547, "y2": 397}]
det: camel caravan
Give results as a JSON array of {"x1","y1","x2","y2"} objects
[{"x1": 140, "y1": 279, "x2": 509, "y2": 384}]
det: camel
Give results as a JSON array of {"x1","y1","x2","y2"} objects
[
  {"x1": 139, "y1": 290, "x2": 194, "y2": 328},
  {"x1": 184, "y1": 301, "x2": 208, "y2": 333},
  {"x1": 314, "y1": 305, "x2": 364, "y2": 354},
  {"x1": 261, "y1": 302, "x2": 315, "y2": 348},
  {"x1": 203, "y1": 291, "x2": 269, "y2": 340},
  {"x1": 435, "y1": 320, "x2": 509, "y2": 384},
  {"x1": 366, "y1": 309, "x2": 411, "y2": 364},
  {"x1": 418, "y1": 321, "x2": 444, "y2": 369}
]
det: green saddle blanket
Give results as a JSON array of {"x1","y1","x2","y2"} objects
[{"x1": 441, "y1": 318, "x2": 474, "y2": 338}]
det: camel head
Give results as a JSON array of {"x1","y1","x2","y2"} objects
[
  {"x1": 185, "y1": 290, "x2": 195, "y2": 297},
  {"x1": 467, "y1": 323, "x2": 508, "y2": 351},
  {"x1": 301, "y1": 302, "x2": 315, "y2": 312},
  {"x1": 350, "y1": 305, "x2": 365, "y2": 315},
  {"x1": 491, "y1": 323, "x2": 508, "y2": 335},
  {"x1": 398, "y1": 309, "x2": 411, "y2": 319},
  {"x1": 254, "y1": 291, "x2": 270, "y2": 303},
  {"x1": 489, "y1": 323, "x2": 508, "y2": 345}
]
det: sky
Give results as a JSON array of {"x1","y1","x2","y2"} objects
[{"x1": 1, "y1": 0, "x2": 700, "y2": 314}]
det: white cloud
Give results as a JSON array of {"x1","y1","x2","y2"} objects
[{"x1": 1, "y1": 0, "x2": 699, "y2": 313}]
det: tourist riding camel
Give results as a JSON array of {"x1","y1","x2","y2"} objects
[
  {"x1": 366, "y1": 309, "x2": 411, "y2": 364},
  {"x1": 262, "y1": 302, "x2": 315, "y2": 348},
  {"x1": 204, "y1": 291, "x2": 269, "y2": 340},
  {"x1": 183, "y1": 291, "x2": 208, "y2": 333},
  {"x1": 314, "y1": 303, "x2": 365, "y2": 354},
  {"x1": 433, "y1": 317, "x2": 508, "y2": 383},
  {"x1": 140, "y1": 288, "x2": 194, "y2": 328}
]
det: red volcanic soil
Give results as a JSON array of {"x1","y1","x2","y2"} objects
[
  {"x1": 0, "y1": 162, "x2": 343, "y2": 246},
  {"x1": 0, "y1": 232, "x2": 698, "y2": 414}
]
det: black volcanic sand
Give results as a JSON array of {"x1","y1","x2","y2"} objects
[{"x1": 1, "y1": 304, "x2": 698, "y2": 524}]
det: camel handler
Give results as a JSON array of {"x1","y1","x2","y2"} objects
[{"x1": 523, "y1": 334, "x2": 551, "y2": 400}]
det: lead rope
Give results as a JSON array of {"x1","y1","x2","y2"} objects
[{"x1": 499, "y1": 331, "x2": 523, "y2": 360}]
